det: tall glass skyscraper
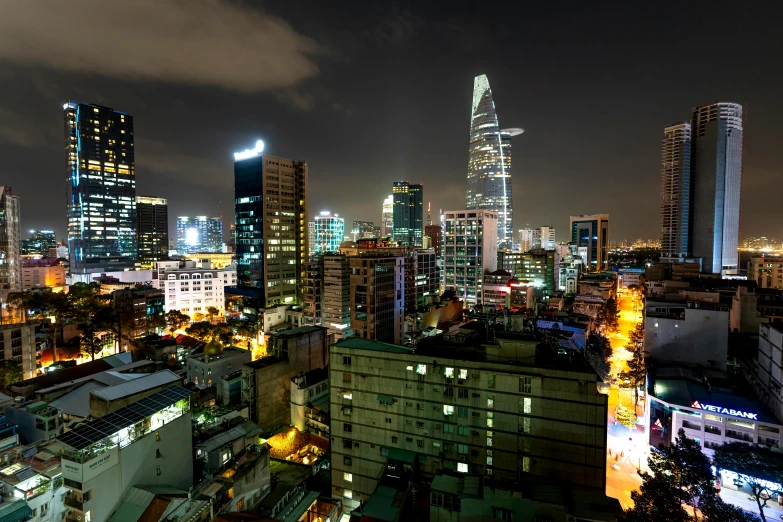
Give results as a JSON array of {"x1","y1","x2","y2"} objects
[
  {"x1": 691, "y1": 102, "x2": 743, "y2": 275},
  {"x1": 381, "y1": 195, "x2": 393, "y2": 237},
  {"x1": 466, "y1": 75, "x2": 523, "y2": 248},
  {"x1": 136, "y1": 196, "x2": 168, "y2": 265},
  {"x1": 64, "y1": 101, "x2": 136, "y2": 274},
  {"x1": 176, "y1": 216, "x2": 223, "y2": 253},
  {"x1": 314, "y1": 212, "x2": 345, "y2": 253},
  {"x1": 0, "y1": 187, "x2": 21, "y2": 322},
  {"x1": 660, "y1": 122, "x2": 692, "y2": 261},
  {"x1": 392, "y1": 181, "x2": 423, "y2": 247}
]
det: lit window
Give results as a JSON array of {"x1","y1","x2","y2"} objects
[
  {"x1": 444, "y1": 367, "x2": 454, "y2": 378},
  {"x1": 416, "y1": 364, "x2": 427, "y2": 375},
  {"x1": 443, "y1": 405, "x2": 454, "y2": 416},
  {"x1": 344, "y1": 473, "x2": 353, "y2": 483},
  {"x1": 523, "y1": 397, "x2": 532, "y2": 414},
  {"x1": 344, "y1": 489, "x2": 352, "y2": 499},
  {"x1": 459, "y1": 369, "x2": 468, "y2": 379},
  {"x1": 457, "y1": 463, "x2": 468, "y2": 473}
]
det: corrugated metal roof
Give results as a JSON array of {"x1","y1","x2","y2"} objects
[
  {"x1": 0, "y1": 501, "x2": 32, "y2": 522},
  {"x1": 49, "y1": 381, "x2": 107, "y2": 418},
  {"x1": 195, "y1": 421, "x2": 260, "y2": 453},
  {"x1": 90, "y1": 370, "x2": 181, "y2": 402}
]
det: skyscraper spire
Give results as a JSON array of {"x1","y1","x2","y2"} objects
[{"x1": 466, "y1": 74, "x2": 522, "y2": 247}]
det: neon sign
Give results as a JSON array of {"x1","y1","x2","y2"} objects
[
  {"x1": 234, "y1": 140, "x2": 265, "y2": 161},
  {"x1": 691, "y1": 401, "x2": 758, "y2": 420}
]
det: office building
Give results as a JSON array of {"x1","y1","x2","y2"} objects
[
  {"x1": 21, "y1": 229, "x2": 56, "y2": 256},
  {"x1": 443, "y1": 210, "x2": 498, "y2": 307},
  {"x1": 569, "y1": 214, "x2": 609, "y2": 271},
  {"x1": 64, "y1": 101, "x2": 137, "y2": 274},
  {"x1": 691, "y1": 102, "x2": 743, "y2": 275},
  {"x1": 392, "y1": 182, "x2": 423, "y2": 247},
  {"x1": 417, "y1": 251, "x2": 440, "y2": 305},
  {"x1": 176, "y1": 216, "x2": 222, "y2": 254},
  {"x1": 329, "y1": 328, "x2": 608, "y2": 510},
  {"x1": 467, "y1": 74, "x2": 523, "y2": 248},
  {"x1": 308, "y1": 221, "x2": 316, "y2": 256},
  {"x1": 660, "y1": 122, "x2": 692, "y2": 261},
  {"x1": 0, "y1": 187, "x2": 20, "y2": 322},
  {"x1": 481, "y1": 269, "x2": 513, "y2": 308},
  {"x1": 349, "y1": 255, "x2": 405, "y2": 344},
  {"x1": 21, "y1": 258, "x2": 66, "y2": 289},
  {"x1": 314, "y1": 212, "x2": 345, "y2": 254},
  {"x1": 232, "y1": 145, "x2": 307, "y2": 318},
  {"x1": 351, "y1": 221, "x2": 376, "y2": 242},
  {"x1": 135, "y1": 196, "x2": 168, "y2": 265},
  {"x1": 755, "y1": 323, "x2": 783, "y2": 423},
  {"x1": 153, "y1": 260, "x2": 236, "y2": 320},
  {"x1": 381, "y1": 195, "x2": 393, "y2": 237},
  {"x1": 323, "y1": 255, "x2": 351, "y2": 340},
  {"x1": 519, "y1": 226, "x2": 555, "y2": 252},
  {"x1": 58, "y1": 387, "x2": 194, "y2": 522},
  {"x1": 749, "y1": 256, "x2": 783, "y2": 290},
  {"x1": 183, "y1": 252, "x2": 234, "y2": 269},
  {"x1": 539, "y1": 226, "x2": 555, "y2": 249},
  {"x1": 498, "y1": 250, "x2": 556, "y2": 297},
  {"x1": 302, "y1": 258, "x2": 323, "y2": 327},
  {"x1": 424, "y1": 224, "x2": 442, "y2": 258}
]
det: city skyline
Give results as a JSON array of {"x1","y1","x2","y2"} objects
[{"x1": 1, "y1": 2, "x2": 782, "y2": 245}]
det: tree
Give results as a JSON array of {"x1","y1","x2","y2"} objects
[
  {"x1": 714, "y1": 442, "x2": 783, "y2": 522},
  {"x1": 596, "y1": 297, "x2": 620, "y2": 334},
  {"x1": 627, "y1": 429, "x2": 757, "y2": 522},
  {"x1": 77, "y1": 319, "x2": 105, "y2": 361},
  {"x1": 615, "y1": 405, "x2": 637, "y2": 430},
  {"x1": 620, "y1": 329, "x2": 646, "y2": 406},
  {"x1": 207, "y1": 306, "x2": 219, "y2": 322},
  {"x1": 143, "y1": 313, "x2": 166, "y2": 335},
  {"x1": 585, "y1": 332, "x2": 612, "y2": 380},
  {"x1": 165, "y1": 310, "x2": 190, "y2": 335},
  {"x1": 185, "y1": 321, "x2": 215, "y2": 341},
  {"x1": 0, "y1": 360, "x2": 23, "y2": 386}
]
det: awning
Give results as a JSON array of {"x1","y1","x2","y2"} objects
[
  {"x1": 382, "y1": 447, "x2": 416, "y2": 464},
  {"x1": 377, "y1": 394, "x2": 394, "y2": 406},
  {"x1": 0, "y1": 501, "x2": 32, "y2": 522}
]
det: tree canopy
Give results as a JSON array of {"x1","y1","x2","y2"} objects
[
  {"x1": 714, "y1": 442, "x2": 783, "y2": 522},
  {"x1": 596, "y1": 297, "x2": 620, "y2": 333}
]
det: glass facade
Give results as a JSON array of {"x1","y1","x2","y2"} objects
[
  {"x1": 136, "y1": 196, "x2": 168, "y2": 265},
  {"x1": 569, "y1": 215, "x2": 609, "y2": 270},
  {"x1": 660, "y1": 123, "x2": 691, "y2": 260},
  {"x1": 466, "y1": 75, "x2": 522, "y2": 248},
  {"x1": 314, "y1": 213, "x2": 345, "y2": 254},
  {"x1": 21, "y1": 230, "x2": 56, "y2": 256},
  {"x1": 176, "y1": 216, "x2": 222, "y2": 253},
  {"x1": 0, "y1": 187, "x2": 20, "y2": 322},
  {"x1": 65, "y1": 101, "x2": 137, "y2": 273},
  {"x1": 392, "y1": 182, "x2": 423, "y2": 247}
]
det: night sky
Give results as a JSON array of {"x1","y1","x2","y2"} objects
[{"x1": 1, "y1": 1, "x2": 781, "y2": 244}]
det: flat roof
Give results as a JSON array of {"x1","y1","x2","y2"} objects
[
  {"x1": 90, "y1": 370, "x2": 180, "y2": 402},
  {"x1": 271, "y1": 325, "x2": 324, "y2": 339},
  {"x1": 333, "y1": 337, "x2": 412, "y2": 354}
]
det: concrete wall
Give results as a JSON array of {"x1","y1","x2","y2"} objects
[{"x1": 645, "y1": 307, "x2": 728, "y2": 370}]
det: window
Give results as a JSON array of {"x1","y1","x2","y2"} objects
[
  {"x1": 392, "y1": 436, "x2": 398, "y2": 444},
  {"x1": 416, "y1": 364, "x2": 427, "y2": 375},
  {"x1": 523, "y1": 397, "x2": 531, "y2": 414},
  {"x1": 443, "y1": 423, "x2": 454, "y2": 434},
  {"x1": 155, "y1": 432, "x2": 160, "y2": 441},
  {"x1": 344, "y1": 489, "x2": 353, "y2": 499},
  {"x1": 344, "y1": 472, "x2": 353, "y2": 483},
  {"x1": 157, "y1": 466, "x2": 161, "y2": 476},
  {"x1": 488, "y1": 373, "x2": 496, "y2": 388},
  {"x1": 458, "y1": 406, "x2": 468, "y2": 417},
  {"x1": 236, "y1": 498, "x2": 245, "y2": 511},
  {"x1": 443, "y1": 405, "x2": 454, "y2": 416},
  {"x1": 417, "y1": 439, "x2": 424, "y2": 448},
  {"x1": 343, "y1": 439, "x2": 353, "y2": 449},
  {"x1": 487, "y1": 412, "x2": 494, "y2": 428},
  {"x1": 522, "y1": 456, "x2": 530, "y2": 472},
  {"x1": 459, "y1": 369, "x2": 468, "y2": 379},
  {"x1": 386, "y1": 417, "x2": 392, "y2": 423},
  {"x1": 444, "y1": 386, "x2": 454, "y2": 397},
  {"x1": 457, "y1": 462, "x2": 468, "y2": 473},
  {"x1": 458, "y1": 425, "x2": 468, "y2": 436},
  {"x1": 344, "y1": 456, "x2": 352, "y2": 465},
  {"x1": 156, "y1": 449, "x2": 161, "y2": 458},
  {"x1": 487, "y1": 394, "x2": 494, "y2": 409},
  {"x1": 520, "y1": 376, "x2": 532, "y2": 393},
  {"x1": 458, "y1": 388, "x2": 468, "y2": 399},
  {"x1": 343, "y1": 373, "x2": 352, "y2": 383},
  {"x1": 458, "y1": 444, "x2": 468, "y2": 454},
  {"x1": 487, "y1": 436, "x2": 493, "y2": 447},
  {"x1": 486, "y1": 456, "x2": 493, "y2": 466},
  {"x1": 343, "y1": 356, "x2": 352, "y2": 365},
  {"x1": 492, "y1": 507, "x2": 513, "y2": 521},
  {"x1": 416, "y1": 421, "x2": 424, "y2": 428},
  {"x1": 344, "y1": 423, "x2": 352, "y2": 432},
  {"x1": 520, "y1": 417, "x2": 531, "y2": 433},
  {"x1": 444, "y1": 367, "x2": 455, "y2": 378},
  {"x1": 431, "y1": 492, "x2": 461, "y2": 511}
]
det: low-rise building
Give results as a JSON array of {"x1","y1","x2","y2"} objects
[
  {"x1": 481, "y1": 270, "x2": 513, "y2": 309},
  {"x1": 748, "y1": 256, "x2": 783, "y2": 290},
  {"x1": 153, "y1": 260, "x2": 236, "y2": 320},
  {"x1": 0, "y1": 323, "x2": 38, "y2": 379},
  {"x1": 58, "y1": 386, "x2": 194, "y2": 522},
  {"x1": 0, "y1": 442, "x2": 68, "y2": 522},
  {"x1": 644, "y1": 300, "x2": 729, "y2": 371},
  {"x1": 187, "y1": 341, "x2": 251, "y2": 399},
  {"x1": 4, "y1": 401, "x2": 63, "y2": 444},
  {"x1": 21, "y1": 258, "x2": 66, "y2": 289},
  {"x1": 290, "y1": 367, "x2": 329, "y2": 440}
]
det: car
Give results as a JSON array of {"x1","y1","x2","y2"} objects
[{"x1": 611, "y1": 464, "x2": 621, "y2": 471}]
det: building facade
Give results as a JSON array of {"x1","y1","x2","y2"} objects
[
  {"x1": 21, "y1": 230, "x2": 56, "y2": 256},
  {"x1": 290, "y1": 367, "x2": 329, "y2": 439},
  {"x1": 417, "y1": 251, "x2": 440, "y2": 305},
  {"x1": 351, "y1": 221, "x2": 376, "y2": 242},
  {"x1": 153, "y1": 260, "x2": 236, "y2": 320},
  {"x1": 349, "y1": 255, "x2": 405, "y2": 344},
  {"x1": 691, "y1": 102, "x2": 743, "y2": 275},
  {"x1": 569, "y1": 214, "x2": 609, "y2": 271},
  {"x1": 64, "y1": 101, "x2": 137, "y2": 274},
  {"x1": 392, "y1": 182, "x2": 423, "y2": 247},
  {"x1": 466, "y1": 74, "x2": 522, "y2": 248},
  {"x1": 21, "y1": 259, "x2": 66, "y2": 290},
  {"x1": 314, "y1": 212, "x2": 345, "y2": 254},
  {"x1": 0, "y1": 187, "x2": 20, "y2": 321},
  {"x1": 660, "y1": 122, "x2": 692, "y2": 261},
  {"x1": 233, "y1": 150, "x2": 307, "y2": 314},
  {"x1": 329, "y1": 333, "x2": 608, "y2": 510},
  {"x1": 748, "y1": 256, "x2": 783, "y2": 290},
  {"x1": 424, "y1": 225, "x2": 442, "y2": 258},
  {"x1": 176, "y1": 216, "x2": 222, "y2": 254},
  {"x1": 381, "y1": 195, "x2": 393, "y2": 237},
  {"x1": 498, "y1": 250, "x2": 556, "y2": 297},
  {"x1": 443, "y1": 210, "x2": 498, "y2": 307},
  {"x1": 0, "y1": 323, "x2": 37, "y2": 379},
  {"x1": 136, "y1": 196, "x2": 168, "y2": 265}
]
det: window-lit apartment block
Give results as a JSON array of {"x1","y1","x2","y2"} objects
[
  {"x1": 329, "y1": 329, "x2": 608, "y2": 510},
  {"x1": 64, "y1": 101, "x2": 137, "y2": 274},
  {"x1": 153, "y1": 260, "x2": 236, "y2": 320},
  {"x1": 443, "y1": 210, "x2": 497, "y2": 307},
  {"x1": 349, "y1": 255, "x2": 405, "y2": 344}
]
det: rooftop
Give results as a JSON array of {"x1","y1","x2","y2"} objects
[
  {"x1": 11, "y1": 352, "x2": 134, "y2": 390},
  {"x1": 291, "y1": 366, "x2": 328, "y2": 388},
  {"x1": 270, "y1": 325, "x2": 324, "y2": 339},
  {"x1": 90, "y1": 370, "x2": 181, "y2": 402}
]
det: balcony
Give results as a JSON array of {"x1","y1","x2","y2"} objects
[{"x1": 64, "y1": 493, "x2": 85, "y2": 511}]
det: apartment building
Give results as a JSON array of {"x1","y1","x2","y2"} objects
[
  {"x1": 153, "y1": 260, "x2": 236, "y2": 319},
  {"x1": 443, "y1": 210, "x2": 498, "y2": 307},
  {"x1": 348, "y1": 255, "x2": 405, "y2": 345},
  {"x1": 329, "y1": 326, "x2": 608, "y2": 510}
]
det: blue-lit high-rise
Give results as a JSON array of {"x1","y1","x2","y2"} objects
[
  {"x1": 230, "y1": 141, "x2": 307, "y2": 320},
  {"x1": 314, "y1": 212, "x2": 344, "y2": 253},
  {"x1": 466, "y1": 75, "x2": 522, "y2": 248},
  {"x1": 176, "y1": 216, "x2": 223, "y2": 253},
  {"x1": 65, "y1": 101, "x2": 137, "y2": 274}
]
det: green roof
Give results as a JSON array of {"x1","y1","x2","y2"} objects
[
  {"x1": 334, "y1": 337, "x2": 412, "y2": 354},
  {"x1": 356, "y1": 485, "x2": 400, "y2": 521}
]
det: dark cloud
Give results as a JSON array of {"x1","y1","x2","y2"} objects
[{"x1": 0, "y1": 0, "x2": 326, "y2": 93}]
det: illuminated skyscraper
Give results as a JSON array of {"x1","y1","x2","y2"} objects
[
  {"x1": 392, "y1": 181, "x2": 423, "y2": 247},
  {"x1": 570, "y1": 214, "x2": 609, "y2": 270},
  {"x1": 314, "y1": 212, "x2": 344, "y2": 253},
  {"x1": 381, "y1": 195, "x2": 393, "y2": 237},
  {"x1": 230, "y1": 141, "x2": 307, "y2": 318},
  {"x1": 64, "y1": 101, "x2": 136, "y2": 274},
  {"x1": 0, "y1": 187, "x2": 20, "y2": 322},
  {"x1": 690, "y1": 102, "x2": 743, "y2": 275},
  {"x1": 351, "y1": 221, "x2": 375, "y2": 241},
  {"x1": 467, "y1": 75, "x2": 522, "y2": 248},
  {"x1": 21, "y1": 230, "x2": 56, "y2": 256},
  {"x1": 176, "y1": 216, "x2": 222, "y2": 253},
  {"x1": 136, "y1": 196, "x2": 168, "y2": 265},
  {"x1": 660, "y1": 122, "x2": 692, "y2": 261}
]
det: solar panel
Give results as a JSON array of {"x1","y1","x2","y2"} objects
[{"x1": 57, "y1": 386, "x2": 193, "y2": 450}]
